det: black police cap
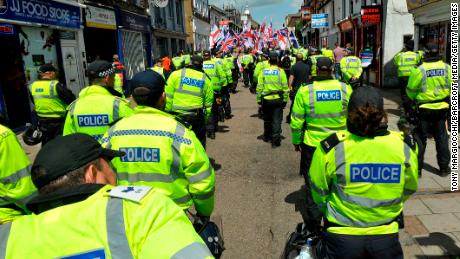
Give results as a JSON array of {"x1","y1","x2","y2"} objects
[
  {"x1": 38, "y1": 64, "x2": 56, "y2": 73},
  {"x1": 87, "y1": 60, "x2": 115, "y2": 78},
  {"x1": 130, "y1": 70, "x2": 166, "y2": 97}
]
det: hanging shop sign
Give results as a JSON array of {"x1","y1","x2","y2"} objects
[
  {"x1": 360, "y1": 51, "x2": 374, "y2": 68},
  {"x1": 0, "y1": 0, "x2": 81, "y2": 29},
  {"x1": 301, "y1": 5, "x2": 311, "y2": 21},
  {"x1": 119, "y1": 11, "x2": 150, "y2": 32},
  {"x1": 361, "y1": 6, "x2": 381, "y2": 25},
  {"x1": 0, "y1": 23, "x2": 14, "y2": 34},
  {"x1": 311, "y1": 13, "x2": 328, "y2": 29},
  {"x1": 338, "y1": 19, "x2": 353, "y2": 32},
  {"x1": 85, "y1": 5, "x2": 116, "y2": 30}
]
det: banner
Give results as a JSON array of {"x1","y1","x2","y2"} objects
[
  {"x1": 85, "y1": 5, "x2": 116, "y2": 30},
  {"x1": 0, "y1": 0, "x2": 81, "y2": 29},
  {"x1": 311, "y1": 13, "x2": 328, "y2": 28}
]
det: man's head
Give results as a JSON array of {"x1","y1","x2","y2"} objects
[
  {"x1": 344, "y1": 47, "x2": 353, "y2": 56},
  {"x1": 296, "y1": 53, "x2": 303, "y2": 61},
  {"x1": 404, "y1": 39, "x2": 414, "y2": 51},
  {"x1": 310, "y1": 47, "x2": 319, "y2": 55},
  {"x1": 38, "y1": 64, "x2": 57, "y2": 80},
  {"x1": 316, "y1": 57, "x2": 333, "y2": 77},
  {"x1": 31, "y1": 133, "x2": 125, "y2": 194},
  {"x1": 424, "y1": 43, "x2": 440, "y2": 59},
  {"x1": 347, "y1": 86, "x2": 387, "y2": 137},
  {"x1": 130, "y1": 70, "x2": 166, "y2": 109},
  {"x1": 335, "y1": 42, "x2": 339, "y2": 48},
  {"x1": 345, "y1": 43, "x2": 352, "y2": 49},
  {"x1": 203, "y1": 50, "x2": 211, "y2": 61},
  {"x1": 86, "y1": 60, "x2": 116, "y2": 87},
  {"x1": 154, "y1": 58, "x2": 162, "y2": 66},
  {"x1": 268, "y1": 51, "x2": 278, "y2": 65},
  {"x1": 113, "y1": 54, "x2": 119, "y2": 62},
  {"x1": 190, "y1": 55, "x2": 204, "y2": 71}
]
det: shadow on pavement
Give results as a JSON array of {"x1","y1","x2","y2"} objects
[
  {"x1": 415, "y1": 232, "x2": 460, "y2": 258},
  {"x1": 217, "y1": 125, "x2": 230, "y2": 133},
  {"x1": 386, "y1": 108, "x2": 402, "y2": 117},
  {"x1": 379, "y1": 87, "x2": 402, "y2": 106},
  {"x1": 284, "y1": 185, "x2": 310, "y2": 223},
  {"x1": 210, "y1": 158, "x2": 222, "y2": 171},
  {"x1": 423, "y1": 162, "x2": 440, "y2": 174}
]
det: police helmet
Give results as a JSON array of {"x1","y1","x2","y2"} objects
[
  {"x1": 22, "y1": 123, "x2": 42, "y2": 146},
  {"x1": 195, "y1": 221, "x2": 225, "y2": 258}
]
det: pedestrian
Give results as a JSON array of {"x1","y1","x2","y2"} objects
[
  {"x1": 340, "y1": 48, "x2": 363, "y2": 89},
  {"x1": 0, "y1": 133, "x2": 212, "y2": 258},
  {"x1": 286, "y1": 53, "x2": 311, "y2": 124},
  {"x1": 63, "y1": 60, "x2": 133, "y2": 141},
  {"x1": 101, "y1": 70, "x2": 215, "y2": 218},
  {"x1": 290, "y1": 57, "x2": 352, "y2": 183},
  {"x1": 112, "y1": 54, "x2": 125, "y2": 96},
  {"x1": 165, "y1": 55, "x2": 213, "y2": 147},
  {"x1": 394, "y1": 39, "x2": 422, "y2": 115},
  {"x1": 307, "y1": 86, "x2": 418, "y2": 258},
  {"x1": 29, "y1": 64, "x2": 75, "y2": 145},
  {"x1": 241, "y1": 49, "x2": 255, "y2": 89},
  {"x1": 0, "y1": 124, "x2": 36, "y2": 224},
  {"x1": 280, "y1": 50, "x2": 292, "y2": 78},
  {"x1": 256, "y1": 52, "x2": 289, "y2": 148},
  {"x1": 333, "y1": 42, "x2": 346, "y2": 79},
  {"x1": 202, "y1": 50, "x2": 225, "y2": 140},
  {"x1": 407, "y1": 44, "x2": 451, "y2": 176}
]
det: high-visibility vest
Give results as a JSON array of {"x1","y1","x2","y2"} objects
[
  {"x1": 290, "y1": 56, "x2": 297, "y2": 67},
  {"x1": 241, "y1": 55, "x2": 254, "y2": 67},
  {"x1": 254, "y1": 60, "x2": 269, "y2": 83},
  {"x1": 0, "y1": 124, "x2": 37, "y2": 224},
  {"x1": 321, "y1": 48, "x2": 334, "y2": 62},
  {"x1": 182, "y1": 54, "x2": 191, "y2": 66},
  {"x1": 172, "y1": 56, "x2": 183, "y2": 70},
  {"x1": 62, "y1": 85, "x2": 133, "y2": 141},
  {"x1": 101, "y1": 106, "x2": 215, "y2": 215},
  {"x1": 407, "y1": 61, "x2": 451, "y2": 110},
  {"x1": 309, "y1": 55, "x2": 325, "y2": 77},
  {"x1": 394, "y1": 51, "x2": 420, "y2": 77},
  {"x1": 340, "y1": 56, "x2": 363, "y2": 82},
  {"x1": 0, "y1": 185, "x2": 213, "y2": 258},
  {"x1": 256, "y1": 65, "x2": 289, "y2": 103},
  {"x1": 213, "y1": 58, "x2": 229, "y2": 87},
  {"x1": 29, "y1": 80, "x2": 67, "y2": 118},
  {"x1": 165, "y1": 68, "x2": 214, "y2": 120},
  {"x1": 151, "y1": 66, "x2": 165, "y2": 79},
  {"x1": 290, "y1": 79, "x2": 352, "y2": 147},
  {"x1": 203, "y1": 60, "x2": 223, "y2": 91},
  {"x1": 309, "y1": 130, "x2": 418, "y2": 235},
  {"x1": 114, "y1": 73, "x2": 124, "y2": 97},
  {"x1": 299, "y1": 48, "x2": 309, "y2": 61}
]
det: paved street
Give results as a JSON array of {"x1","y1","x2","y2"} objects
[{"x1": 20, "y1": 81, "x2": 460, "y2": 258}]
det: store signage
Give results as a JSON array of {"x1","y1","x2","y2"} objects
[
  {"x1": 0, "y1": 23, "x2": 13, "y2": 34},
  {"x1": 361, "y1": 6, "x2": 381, "y2": 25},
  {"x1": 120, "y1": 11, "x2": 150, "y2": 32},
  {"x1": 361, "y1": 52, "x2": 374, "y2": 68},
  {"x1": 85, "y1": 5, "x2": 116, "y2": 30},
  {"x1": 301, "y1": 5, "x2": 311, "y2": 21},
  {"x1": 338, "y1": 20, "x2": 353, "y2": 31},
  {"x1": 0, "y1": 0, "x2": 81, "y2": 29},
  {"x1": 311, "y1": 13, "x2": 328, "y2": 28}
]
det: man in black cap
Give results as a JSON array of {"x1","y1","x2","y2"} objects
[
  {"x1": 0, "y1": 133, "x2": 212, "y2": 258},
  {"x1": 165, "y1": 55, "x2": 213, "y2": 147},
  {"x1": 101, "y1": 70, "x2": 215, "y2": 218},
  {"x1": 63, "y1": 60, "x2": 133, "y2": 141},
  {"x1": 286, "y1": 53, "x2": 311, "y2": 123},
  {"x1": 28, "y1": 63, "x2": 75, "y2": 145},
  {"x1": 307, "y1": 86, "x2": 418, "y2": 258},
  {"x1": 290, "y1": 57, "x2": 352, "y2": 182},
  {"x1": 256, "y1": 52, "x2": 289, "y2": 148}
]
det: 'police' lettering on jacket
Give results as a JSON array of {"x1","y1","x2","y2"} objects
[
  {"x1": 181, "y1": 77, "x2": 205, "y2": 89},
  {"x1": 263, "y1": 70, "x2": 279, "y2": 76},
  {"x1": 426, "y1": 69, "x2": 445, "y2": 78},
  {"x1": 316, "y1": 90, "x2": 341, "y2": 102},
  {"x1": 119, "y1": 147, "x2": 160, "y2": 162},
  {"x1": 203, "y1": 64, "x2": 215, "y2": 69},
  {"x1": 35, "y1": 88, "x2": 44, "y2": 93},
  {"x1": 350, "y1": 163, "x2": 401, "y2": 183},
  {"x1": 61, "y1": 249, "x2": 105, "y2": 259},
  {"x1": 77, "y1": 114, "x2": 109, "y2": 127}
]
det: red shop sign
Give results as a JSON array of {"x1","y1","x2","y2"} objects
[
  {"x1": 339, "y1": 20, "x2": 353, "y2": 31},
  {"x1": 361, "y1": 6, "x2": 381, "y2": 25}
]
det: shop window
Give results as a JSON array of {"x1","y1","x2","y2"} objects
[{"x1": 420, "y1": 22, "x2": 448, "y2": 61}]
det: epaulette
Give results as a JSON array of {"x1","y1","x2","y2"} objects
[
  {"x1": 403, "y1": 132, "x2": 417, "y2": 151},
  {"x1": 108, "y1": 186, "x2": 152, "y2": 203},
  {"x1": 320, "y1": 133, "x2": 341, "y2": 153}
]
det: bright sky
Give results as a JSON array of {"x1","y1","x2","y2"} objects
[{"x1": 210, "y1": 0, "x2": 302, "y2": 30}]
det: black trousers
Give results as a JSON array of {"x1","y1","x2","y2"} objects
[
  {"x1": 181, "y1": 115, "x2": 206, "y2": 149},
  {"x1": 415, "y1": 108, "x2": 450, "y2": 172},
  {"x1": 323, "y1": 232, "x2": 403, "y2": 259},
  {"x1": 243, "y1": 69, "x2": 254, "y2": 87},
  {"x1": 398, "y1": 77, "x2": 410, "y2": 112},
  {"x1": 300, "y1": 143, "x2": 317, "y2": 184},
  {"x1": 206, "y1": 97, "x2": 219, "y2": 134},
  {"x1": 221, "y1": 86, "x2": 231, "y2": 116},
  {"x1": 38, "y1": 117, "x2": 64, "y2": 146},
  {"x1": 231, "y1": 69, "x2": 239, "y2": 91},
  {"x1": 262, "y1": 104, "x2": 283, "y2": 144},
  {"x1": 287, "y1": 89, "x2": 297, "y2": 122}
]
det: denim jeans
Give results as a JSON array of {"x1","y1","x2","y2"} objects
[
  {"x1": 334, "y1": 63, "x2": 341, "y2": 80},
  {"x1": 262, "y1": 104, "x2": 284, "y2": 144}
]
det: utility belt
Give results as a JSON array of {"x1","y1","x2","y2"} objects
[
  {"x1": 262, "y1": 91, "x2": 285, "y2": 107},
  {"x1": 324, "y1": 213, "x2": 403, "y2": 230},
  {"x1": 172, "y1": 109, "x2": 205, "y2": 124}
]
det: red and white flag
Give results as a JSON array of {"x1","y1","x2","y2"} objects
[{"x1": 209, "y1": 25, "x2": 221, "y2": 49}]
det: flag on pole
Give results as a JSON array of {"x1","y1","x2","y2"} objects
[
  {"x1": 289, "y1": 31, "x2": 299, "y2": 49},
  {"x1": 209, "y1": 25, "x2": 221, "y2": 49}
]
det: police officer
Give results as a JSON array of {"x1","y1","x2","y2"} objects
[
  {"x1": 308, "y1": 86, "x2": 418, "y2": 258},
  {"x1": 165, "y1": 55, "x2": 214, "y2": 147},
  {"x1": 253, "y1": 52, "x2": 270, "y2": 92},
  {"x1": 340, "y1": 48, "x2": 363, "y2": 89},
  {"x1": 256, "y1": 52, "x2": 289, "y2": 148},
  {"x1": 306, "y1": 48, "x2": 325, "y2": 80},
  {"x1": 151, "y1": 57, "x2": 171, "y2": 80},
  {"x1": 63, "y1": 60, "x2": 133, "y2": 141},
  {"x1": 101, "y1": 70, "x2": 215, "y2": 219},
  {"x1": 407, "y1": 44, "x2": 451, "y2": 176},
  {"x1": 172, "y1": 52, "x2": 184, "y2": 71},
  {"x1": 241, "y1": 49, "x2": 255, "y2": 88},
  {"x1": 182, "y1": 50, "x2": 192, "y2": 67},
  {"x1": 0, "y1": 133, "x2": 213, "y2": 258},
  {"x1": 394, "y1": 39, "x2": 422, "y2": 114},
  {"x1": 215, "y1": 52, "x2": 232, "y2": 119},
  {"x1": 113, "y1": 54, "x2": 125, "y2": 96},
  {"x1": 203, "y1": 51, "x2": 225, "y2": 140},
  {"x1": 299, "y1": 45, "x2": 309, "y2": 62},
  {"x1": 321, "y1": 45, "x2": 334, "y2": 62},
  {"x1": 0, "y1": 124, "x2": 36, "y2": 223},
  {"x1": 290, "y1": 57, "x2": 352, "y2": 182},
  {"x1": 226, "y1": 52, "x2": 239, "y2": 93},
  {"x1": 29, "y1": 64, "x2": 75, "y2": 144}
]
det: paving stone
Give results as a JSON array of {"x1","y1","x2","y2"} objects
[
  {"x1": 418, "y1": 213, "x2": 460, "y2": 232},
  {"x1": 414, "y1": 232, "x2": 460, "y2": 256},
  {"x1": 431, "y1": 174, "x2": 455, "y2": 189},
  {"x1": 405, "y1": 215, "x2": 429, "y2": 236},
  {"x1": 422, "y1": 198, "x2": 460, "y2": 214},
  {"x1": 405, "y1": 199, "x2": 433, "y2": 215},
  {"x1": 417, "y1": 177, "x2": 443, "y2": 191}
]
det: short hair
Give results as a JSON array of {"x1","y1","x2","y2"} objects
[
  {"x1": 32, "y1": 159, "x2": 102, "y2": 194},
  {"x1": 348, "y1": 105, "x2": 388, "y2": 136}
]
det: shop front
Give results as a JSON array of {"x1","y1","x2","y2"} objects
[
  {"x1": 117, "y1": 10, "x2": 152, "y2": 80},
  {"x1": 0, "y1": 0, "x2": 82, "y2": 128},
  {"x1": 337, "y1": 18, "x2": 354, "y2": 48}
]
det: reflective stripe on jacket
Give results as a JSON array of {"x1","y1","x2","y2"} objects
[{"x1": 29, "y1": 80, "x2": 67, "y2": 118}]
